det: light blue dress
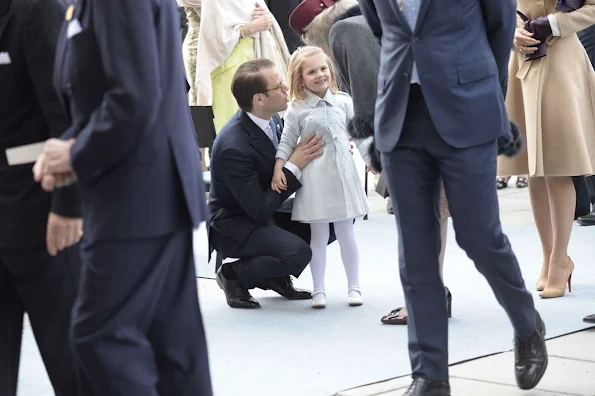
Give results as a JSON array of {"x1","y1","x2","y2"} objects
[{"x1": 276, "y1": 89, "x2": 372, "y2": 223}]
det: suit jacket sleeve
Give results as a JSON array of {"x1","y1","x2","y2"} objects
[
  {"x1": 480, "y1": 0, "x2": 516, "y2": 95},
  {"x1": 359, "y1": 0, "x2": 382, "y2": 44},
  {"x1": 219, "y1": 147, "x2": 301, "y2": 225},
  {"x1": 556, "y1": 1, "x2": 595, "y2": 38},
  {"x1": 67, "y1": 0, "x2": 164, "y2": 182},
  {"x1": 25, "y1": 0, "x2": 81, "y2": 218}
]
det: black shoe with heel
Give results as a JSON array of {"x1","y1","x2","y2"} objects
[{"x1": 381, "y1": 287, "x2": 452, "y2": 325}]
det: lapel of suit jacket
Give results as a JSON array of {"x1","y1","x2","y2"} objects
[
  {"x1": 239, "y1": 111, "x2": 276, "y2": 160},
  {"x1": 389, "y1": 0, "x2": 412, "y2": 35},
  {"x1": 415, "y1": 0, "x2": 433, "y2": 33}
]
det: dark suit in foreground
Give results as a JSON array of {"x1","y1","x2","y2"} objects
[
  {"x1": 52, "y1": 0, "x2": 212, "y2": 394},
  {"x1": 360, "y1": 0, "x2": 547, "y2": 392}
]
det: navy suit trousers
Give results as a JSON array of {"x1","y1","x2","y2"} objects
[
  {"x1": 381, "y1": 85, "x2": 537, "y2": 381},
  {"x1": 71, "y1": 229, "x2": 212, "y2": 396}
]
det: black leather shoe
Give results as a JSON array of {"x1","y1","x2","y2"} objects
[
  {"x1": 402, "y1": 377, "x2": 450, "y2": 396},
  {"x1": 577, "y1": 212, "x2": 595, "y2": 226},
  {"x1": 584, "y1": 313, "x2": 595, "y2": 323},
  {"x1": 216, "y1": 267, "x2": 260, "y2": 309},
  {"x1": 514, "y1": 311, "x2": 548, "y2": 390},
  {"x1": 257, "y1": 276, "x2": 311, "y2": 299}
]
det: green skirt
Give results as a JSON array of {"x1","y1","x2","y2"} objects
[{"x1": 211, "y1": 37, "x2": 255, "y2": 133}]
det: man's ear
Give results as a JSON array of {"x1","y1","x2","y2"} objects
[{"x1": 253, "y1": 93, "x2": 264, "y2": 108}]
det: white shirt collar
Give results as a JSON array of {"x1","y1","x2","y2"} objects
[{"x1": 247, "y1": 112, "x2": 272, "y2": 132}]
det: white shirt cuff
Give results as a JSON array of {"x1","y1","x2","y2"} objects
[
  {"x1": 548, "y1": 14, "x2": 561, "y2": 36},
  {"x1": 284, "y1": 162, "x2": 302, "y2": 180}
]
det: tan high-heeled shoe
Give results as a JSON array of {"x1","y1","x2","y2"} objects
[
  {"x1": 536, "y1": 260, "x2": 549, "y2": 291},
  {"x1": 539, "y1": 258, "x2": 575, "y2": 299}
]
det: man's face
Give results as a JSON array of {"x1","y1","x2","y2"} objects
[{"x1": 256, "y1": 67, "x2": 289, "y2": 114}]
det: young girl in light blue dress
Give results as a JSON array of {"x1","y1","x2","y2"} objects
[{"x1": 272, "y1": 46, "x2": 373, "y2": 309}]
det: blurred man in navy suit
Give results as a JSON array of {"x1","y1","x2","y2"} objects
[{"x1": 33, "y1": 0, "x2": 212, "y2": 394}]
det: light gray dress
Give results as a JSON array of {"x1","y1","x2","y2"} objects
[{"x1": 276, "y1": 90, "x2": 373, "y2": 223}]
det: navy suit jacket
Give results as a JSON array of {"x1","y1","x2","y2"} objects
[
  {"x1": 359, "y1": 0, "x2": 516, "y2": 152},
  {"x1": 208, "y1": 111, "x2": 300, "y2": 258},
  {"x1": 54, "y1": 0, "x2": 208, "y2": 241}
]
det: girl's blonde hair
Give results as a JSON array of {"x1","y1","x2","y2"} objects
[{"x1": 288, "y1": 46, "x2": 339, "y2": 102}]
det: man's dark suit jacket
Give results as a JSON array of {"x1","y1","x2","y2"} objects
[
  {"x1": 54, "y1": 0, "x2": 208, "y2": 241},
  {"x1": 208, "y1": 111, "x2": 300, "y2": 258},
  {"x1": 359, "y1": 0, "x2": 515, "y2": 153},
  {"x1": 0, "y1": 0, "x2": 80, "y2": 249}
]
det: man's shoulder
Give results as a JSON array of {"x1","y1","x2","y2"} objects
[{"x1": 212, "y1": 114, "x2": 248, "y2": 153}]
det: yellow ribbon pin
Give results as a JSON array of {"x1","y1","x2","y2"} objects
[{"x1": 65, "y1": 5, "x2": 74, "y2": 21}]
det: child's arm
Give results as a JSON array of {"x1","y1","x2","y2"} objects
[
  {"x1": 271, "y1": 158, "x2": 287, "y2": 193},
  {"x1": 275, "y1": 107, "x2": 301, "y2": 164}
]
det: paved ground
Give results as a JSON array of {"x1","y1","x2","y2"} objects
[
  {"x1": 335, "y1": 177, "x2": 595, "y2": 396},
  {"x1": 337, "y1": 327, "x2": 595, "y2": 396},
  {"x1": 15, "y1": 175, "x2": 595, "y2": 395}
]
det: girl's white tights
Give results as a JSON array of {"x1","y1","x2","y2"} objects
[{"x1": 309, "y1": 219, "x2": 360, "y2": 295}]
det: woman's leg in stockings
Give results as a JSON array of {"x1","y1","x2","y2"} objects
[
  {"x1": 438, "y1": 218, "x2": 448, "y2": 283},
  {"x1": 543, "y1": 176, "x2": 576, "y2": 290},
  {"x1": 528, "y1": 177, "x2": 554, "y2": 288},
  {"x1": 333, "y1": 219, "x2": 360, "y2": 292},
  {"x1": 309, "y1": 223, "x2": 330, "y2": 296}
]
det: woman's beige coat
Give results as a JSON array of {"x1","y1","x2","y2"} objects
[{"x1": 498, "y1": 0, "x2": 595, "y2": 177}]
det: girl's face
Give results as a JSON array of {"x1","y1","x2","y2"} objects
[{"x1": 300, "y1": 54, "x2": 332, "y2": 98}]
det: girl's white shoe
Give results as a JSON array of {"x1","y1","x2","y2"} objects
[
  {"x1": 311, "y1": 291, "x2": 326, "y2": 309},
  {"x1": 348, "y1": 289, "x2": 363, "y2": 306}
]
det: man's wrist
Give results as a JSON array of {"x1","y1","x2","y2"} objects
[{"x1": 284, "y1": 161, "x2": 302, "y2": 180}]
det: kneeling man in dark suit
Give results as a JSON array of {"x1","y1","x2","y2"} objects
[{"x1": 209, "y1": 58, "x2": 324, "y2": 309}]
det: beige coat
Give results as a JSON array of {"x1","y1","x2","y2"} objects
[{"x1": 498, "y1": 0, "x2": 595, "y2": 177}]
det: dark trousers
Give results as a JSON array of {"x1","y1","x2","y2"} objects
[
  {"x1": 0, "y1": 245, "x2": 81, "y2": 396},
  {"x1": 71, "y1": 228, "x2": 212, "y2": 396},
  {"x1": 381, "y1": 85, "x2": 536, "y2": 381},
  {"x1": 586, "y1": 175, "x2": 595, "y2": 205},
  {"x1": 227, "y1": 225, "x2": 312, "y2": 289}
]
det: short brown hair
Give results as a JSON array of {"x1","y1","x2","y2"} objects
[
  {"x1": 231, "y1": 58, "x2": 276, "y2": 112},
  {"x1": 288, "y1": 46, "x2": 339, "y2": 102}
]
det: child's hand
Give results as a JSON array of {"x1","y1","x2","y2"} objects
[{"x1": 271, "y1": 168, "x2": 287, "y2": 193}]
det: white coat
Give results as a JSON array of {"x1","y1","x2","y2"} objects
[{"x1": 276, "y1": 90, "x2": 372, "y2": 223}]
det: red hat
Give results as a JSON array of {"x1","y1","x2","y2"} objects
[{"x1": 289, "y1": 0, "x2": 340, "y2": 36}]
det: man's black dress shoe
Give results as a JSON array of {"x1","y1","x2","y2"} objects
[
  {"x1": 402, "y1": 377, "x2": 450, "y2": 396},
  {"x1": 216, "y1": 267, "x2": 261, "y2": 309},
  {"x1": 584, "y1": 313, "x2": 595, "y2": 324},
  {"x1": 514, "y1": 311, "x2": 548, "y2": 390},
  {"x1": 577, "y1": 212, "x2": 595, "y2": 226},
  {"x1": 257, "y1": 276, "x2": 311, "y2": 299}
]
